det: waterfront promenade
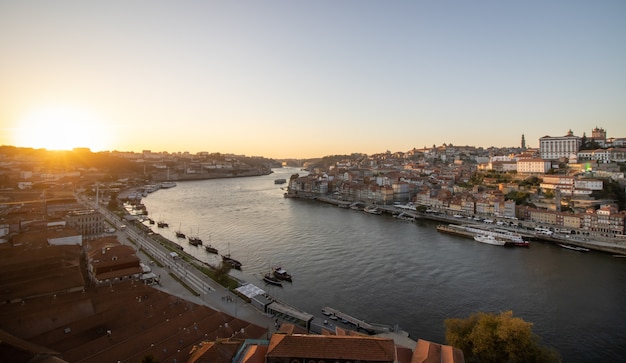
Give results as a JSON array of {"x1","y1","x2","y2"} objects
[{"x1": 91, "y1": 202, "x2": 275, "y2": 331}]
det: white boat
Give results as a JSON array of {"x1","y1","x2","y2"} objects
[
  {"x1": 160, "y1": 181, "x2": 177, "y2": 189},
  {"x1": 364, "y1": 206, "x2": 382, "y2": 215},
  {"x1": 462, "y1": 225, "x2": 529, "y2": 247},
  {"x1": 558, "y1": 244, "x2": 589, "y2": 252},
  {"x1": 474, "y1": 235, "x2": 506, "y2": 246}
]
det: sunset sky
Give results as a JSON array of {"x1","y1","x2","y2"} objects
[{"x1": 1, "y1": 1, "x2": 625, "y2": 159}]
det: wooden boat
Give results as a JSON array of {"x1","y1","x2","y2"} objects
[
  {"x1": 221, "y1": 243, "x2": 242, "y2": 269},
  {"x1": 222, "y1": 254, "x2": 242, "y2": 270},
  {"x1": 205, "y1": 245, "x2": 218, "y2": 254},
  {"x1": 175, "y1": 222, "x2": 185, "y2": 238}
]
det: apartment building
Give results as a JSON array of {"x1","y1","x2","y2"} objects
[{"x1": 582, "y1": 205, "x2": 626, "y2": 236}]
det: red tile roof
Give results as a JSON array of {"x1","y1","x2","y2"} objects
[
  {"x1": 267, "y1": 334, "x2": 396, "y2": 361},
  {"x1": 411, "y1": 339, "x2": 464, "y2": 363}
]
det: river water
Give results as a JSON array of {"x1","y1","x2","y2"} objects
[{"x1": 141, "y1": 167, "x2": 626, "y2": 362}]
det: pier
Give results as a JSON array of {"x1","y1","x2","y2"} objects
[{"x1": 322, "y1": 306, "x2": 391, "y2": 334}]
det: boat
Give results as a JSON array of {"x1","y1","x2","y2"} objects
[
  {"x1": 558, "y1": 244, "x2": 590, "y2": 252},
  {"x1": 204, "y1": 244, "x2": 218, "y2": 254},
  {"x1": 187, "y1": 227, "x2": 202, "y2": 245},
  {"x1": 474, "y1": 234, "x2": 507, "y2": 246},
  {"x1": 157, "y1": 221, "x2": 168, "y2": 228},
  {"x1": 364, "y1": 206, "x2": 382, "y2": 215},
  {"x1": 349, "y1": 202, "x2": 363, "y2": 211},
  {"x1": 272, "y1": 266, "x2": 292, "y2": 281},
  {"x1": 222, "y1": 254, "x2": 242, "y2": 270},
  {"x1": 437, "y1": 224, "x2": 529, "y2": 247},
  {"x1": 221, "y1": 243, "x2": 242, "y2": 269},
  {"x1": 394, "y1": 212, "x2": 415, "y2": 222},
  {"x1": 274, "y1": 178, "x2": 286, "y2": 184},
  {"x1": 160, "y1": 181, "x2": 177, "y2": 189},
  {"x1": 175, "y1": 223, "x2": 185, "y2": 238},
  {"x1": 263, "y1": 273, "x2": 283, "y2": 286}
]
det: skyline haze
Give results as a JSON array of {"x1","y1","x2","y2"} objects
[{"x1": 1, "y1": 1, "x2": 625, "y2": 158}]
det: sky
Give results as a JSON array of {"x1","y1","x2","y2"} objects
[{"x1": 1, "y1": 1, "x2": 625, "y2": 159}]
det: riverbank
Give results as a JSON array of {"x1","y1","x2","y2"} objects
[
  {"x1": 153, "y1": 168, "x2": 272, "y2": 182},
  {"x1": 296, "y1": 194, "x2": 626, "y2": 255},
  {"x1": 101, "y1": 191, "x2": 415, "y2": 346}
]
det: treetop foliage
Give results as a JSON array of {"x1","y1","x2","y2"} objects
[{"x1": 445, "y1": 311, "x2": 561, "y2": 363}]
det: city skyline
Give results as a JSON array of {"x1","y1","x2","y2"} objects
[{"x1": 1, "y1": 1, "x2": 625, "y2": 158}]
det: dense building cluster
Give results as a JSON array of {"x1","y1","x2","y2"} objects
[{"x1": 287, "y1": 127, "x2": 626, "y2": 240}]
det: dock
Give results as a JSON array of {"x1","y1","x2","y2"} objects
[{"x1": 322, "y1": 307, "x2": 391, "y2": 334}]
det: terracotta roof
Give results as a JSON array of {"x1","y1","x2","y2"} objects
[
  {"x1": 0, "y1": 244, "x2": 85, "y2": 302},
  {"x1": 95, "y1": 266, "x2": 143, "y2": 280},
  {"x1": 0, "y1": 281, "x2": 268, "y2": 363},
  {"x1": 396, "y1": 345, "x2": 413, "y2": 363},
  {"x1": 188, "y1": 339, "x2": 242, "y2": 363},
  {"x1": 239, "y1": 343, "x2": 268, "y2": 363},
  {"x1": 411, "y1": 339, "x2": 465, "y2": 363},
  {"x1": 0, "y1": 328, "x2": 66, "y2": 363},
  {"x1": 276, "y1": 323, "x2": 307, "y2": 335},
  {"x1": 267, "y1": 334, "x2": 396, "y2": 361}
]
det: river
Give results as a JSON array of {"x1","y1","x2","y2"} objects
[{"x1": 140, "y1": 167, "x2": 626, "y2": 362}]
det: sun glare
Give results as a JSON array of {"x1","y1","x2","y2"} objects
[{"x1": 13, "y1": 106, "x2": 112, "y2": 151}]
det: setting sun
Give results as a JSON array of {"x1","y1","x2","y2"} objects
[{"x1": 13, "y1": 106, "x2": 112, "y2": 151}]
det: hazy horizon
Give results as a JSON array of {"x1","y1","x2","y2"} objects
[{"x1": 1, "y1": 1, "x2": 625, "y2": 159}]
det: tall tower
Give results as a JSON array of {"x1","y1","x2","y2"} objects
[
  {"x1": 521, "y1": 134, "x2": 526, "y2": 150},
  {"x1": 591, "y1": 126, "x2": 606, "y2": 140}
]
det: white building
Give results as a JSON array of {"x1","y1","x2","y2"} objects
[
  {"x1": 517, "y1": 159, "x2": 551, "y2": 174},
  {"x1": 578, "y1": 148, "x2": 626, "y2": 163},
  {"x1": 540, "y1": 176, "x2": 603, "y2": 196},
  {"x1": 539, "y1": 130, "x2": 581, "y2": 160}
]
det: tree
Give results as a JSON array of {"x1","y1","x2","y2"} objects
[
  {"x1": 445, "y1": 311, "x2": 561, "y2": 363},
  {"x1": 213, "y1": 262, "x2": 232, "y2": 284},
  {"x1": 505, "y1": 191, "x2": 530, "y2": 205}
]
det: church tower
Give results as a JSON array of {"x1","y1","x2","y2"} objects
[{"x1": 521, "y1": 134, "x2": 526, "y2": 150}]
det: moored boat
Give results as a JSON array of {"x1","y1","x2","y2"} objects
[
  {"x1": 222, "y1": 254, "x2": 242, "y2": 270},
  {"x1": 175, "y1": 222, "x2": 185, "y2": 238},
  {"x1": 204, "y1": 245, "x2": 218, "y2": 254},
  {"x1": 473, "y1": 234, "x2": 507, "y2": 246},
  {"x1": 558, "y1": 243, "x2": 590, "y2": 252},
  {"x1": 263, "y1": 273, "x2": 283, "y2": 286},
  {"x1": 364, "y1": 206, "x2": 382, "y2": 215},
  {"x1": 438, "y1": 224, "x2": 529, "y2": 247},
  {"x1": 160, "y1": 181, "x2": 177, "y2": 189},
  {"x1": 273, "y1": 266, "x2": 292, "y2": 281},
  {"x1": 188, "y1": 236, "x2": 202, "y2": 246}
]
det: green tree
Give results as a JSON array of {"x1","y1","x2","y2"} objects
[
  {"x1": 213, "y1": 262, "x2": 232, "y2": 284},
  {"x1": 445, "y1": 311, "x2": 561, "y2": 363},
  {"x1": 505, "y1": 191, "x2": 530, "y2": 205}
]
